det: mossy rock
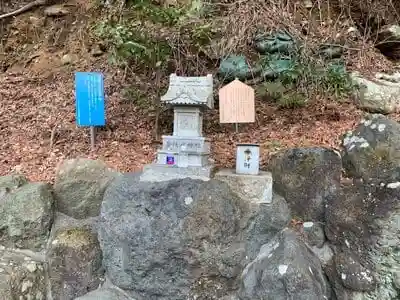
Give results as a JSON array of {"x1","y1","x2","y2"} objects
[
  {"x1": 269, "y1": 147, "x2": 342, "y2": 222},
  {"x1": 48, "y1": 226, "x2": 104, "y2": 299},
  {"x1": 54, "y1": 158, "x2": 121, "y2": 219},
  {"x1": 0, "y1": 174, "x2": 28, "y2": 192},
  {"x1": 342, "y1": 114, "x2": 400, "y2": 183},
  {"x1": 0, "y1": 182, "x2": 54, "y2": 250}
]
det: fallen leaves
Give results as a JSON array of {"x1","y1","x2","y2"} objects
[{"x1": 0, "y1": 67, "x2": 368, "y2": 183}]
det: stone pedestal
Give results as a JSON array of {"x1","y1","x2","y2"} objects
[
  {"x1": 214, "y1": 169, "x2": 273, "y2": 204},
  {"x1": 140, "y1": 164, "x2": 214, "y2": 182},
  {"x1": 156, "y1": 136, "x2": 210, "y2": 167}
]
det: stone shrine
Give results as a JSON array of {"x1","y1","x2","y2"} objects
[{"x1": 140, "y1": 73, "x2": 214, "y2": 182}]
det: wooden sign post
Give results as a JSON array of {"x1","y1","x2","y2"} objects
[{"x1": 218, "y1": 79, "x2": 255, "y2": 132}]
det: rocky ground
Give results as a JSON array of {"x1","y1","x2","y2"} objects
[
  {"x1": 1, "y1": 0, "x2": 400, "y2": 182},
  {"x1": 1, "y1": 113, "x2": 400, "y2": 299}
]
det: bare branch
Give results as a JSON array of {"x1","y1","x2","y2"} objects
[{"x1": 0, "y1": 0, "x2": 48, "y2": 20}]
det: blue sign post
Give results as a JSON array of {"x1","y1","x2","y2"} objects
[{"x1": 75, "y1": 72, "x2": 105, "y2": 150}]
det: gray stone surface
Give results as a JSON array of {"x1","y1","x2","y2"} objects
[
  {"x1": 335, "y1": 251, "x2": 376, "y2": 292},
  {"x1": 162, "y1": 135, "x2": 210, "y2": 152},
  {"x1": 0, "y1": 174, "x2": 28, "y2": 192},
  {"x1": 47, "y1": 224, "x2": 104, "y2": 299},
  {"x1": 75, "y1": 286, "x2": 134, "y2": 300},
  {"x1": 338, "y1": 115, "x2": 400, "y2": 299},
  {"x1": 140, "y1": 163, "x2": 214, "y2": 182},
  {"x1": 237, "y1": 228, "x2": 331, "y2": 300},
  {"x1": 302, "y1": 221, "x2": 326, "y2": 248},
  {"x1": 342, "y1": 114, "x2": 400, "y2": 184},
  {"x1": 156, "y1": 149, "x2": 210, "y2": 167},
  {"x1": 325, "y1": 182, "x2": 400, "y2": 299},
  {"x1": 0, "y1": 182, "x2": 54, "y2": 250},
  {"x1": 309, "y1": 243, "x2": 334, "y2": 267},
  {"x1": 269, "y1": 147, "x2": 342, "y2": 222},
  {"x1": 99, "y1": 173, "x2": 291, "y2": 299},
  {"x1": 54, "y1": 158, "x2": 121, "y2": 219},
  {"x1": 214, "y1": 169, "x2": 273, "y2": 204},
  {"x1": 100, "y1": 176, "x2": 240, "y2": 299},
  {"x1": 351, "y1": 72, "x2": 400, "y2": 114},
  {"x1": 0, "y1": 248, "x2": 46, "y2": 300},
  {"x1": 238, "y1": 193, "x2": 291, "y2": 263}
]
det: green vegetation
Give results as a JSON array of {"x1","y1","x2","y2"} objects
[
  {"x1": 256, "y1": 81, "x2": 307, "y2": 109},
  {"x1": 121, "y1": 86, "x2": 151, "y2": 108},
  {"x1": 93, "y1": 1, "x2": 356, "y2": 112},
  {"x1": 127, "y1": 0, "x2": 184, "y2": 25},
  {"x1": 93, "y1": 0, "x2": 216, "y2": 68},
  {"x1": 256, "y1": 53, "x2": 356, "y2": 108},
  {"x1": 93, "y1": 20, "x2": 171, "y2": 67},
  {"x1": 92, "y1": 0, "x2": 217, "y2": 110}
]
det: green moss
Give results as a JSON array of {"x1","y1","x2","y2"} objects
[
  {"x1": 297, "y1": 154, "x2": 317, "y2": 172},
  {"x1": 361, "y1": 145, "x2": 393, "y2": 168},
  {"x1": 56, "y1": 228, "x2": 94, "y2": 248}
]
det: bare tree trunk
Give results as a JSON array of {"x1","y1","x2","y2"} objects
[
  {"x1": 153, "y1": 66, "x2": 162, "y2": 141},
  {"x1": 0, "y1": 0, "x2": 48, "y2": 20}
]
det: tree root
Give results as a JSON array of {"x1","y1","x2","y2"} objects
[{"x1": 0, "y1": 0, "x2": 48, "y2": 20}]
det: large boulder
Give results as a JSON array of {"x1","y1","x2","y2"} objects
[
  {"x1": 0, "y1": 174, "x2": 28, "y2": 192},
  {"x1": 99, "y1": 174, "x2": 291, "y2": 299},
  {"x1": 0, "y1": 249, "x2": 46, "y2": 300},
  {"x1": 351, "y1": 72, "x2": 400, "y2": 114},
  {"x1": 0, "y1": 182, "x2": 54, "y2": 250},
  {"x1": 269, "y1": 147, "x2": 342, "y2": 222},
  {"x1": 54, "y1": 158, "x2": 121, "y2": 219},
  {"x1": 325, "y1": 182, "x2": 400, "y2": 299},
  {"x1": 100, "y1": 176, "x2": 241, "y2": 299},
  {"x1": 237, "y1": 228, "x2": 331, "y2": 300},
  {"x1": 342, "y1": 114, "x2": 400, "y2": 184},
  {"x1": 47, "y1": 224, "x2": 104, "y2": 299},
  {"x1": 239, "y1": 192, "x2": 291, "y2": 263},
  {"x1": 376, "y1": 25, "x2": 400, "y2": 60}
]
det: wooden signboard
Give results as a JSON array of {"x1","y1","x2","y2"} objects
[{"x1": 219, "y1": 79, "x2": 255, "y2": 124}]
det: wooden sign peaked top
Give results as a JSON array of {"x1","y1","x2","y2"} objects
[{"x1": 218, "y1": 79, "x2": 255, "y2": 124}]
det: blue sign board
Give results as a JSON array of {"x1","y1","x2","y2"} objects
[{"x1": 75, "y1": 72, "x2": 105, "y2": 126}]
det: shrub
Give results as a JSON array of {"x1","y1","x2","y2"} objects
[{"x1": 93, "y1": 20, "x2": 171, "y2": 67}]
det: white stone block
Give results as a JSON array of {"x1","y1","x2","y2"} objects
[
  {"x1": 214, "y1": 169, "x2": 273, "y2": 204},
  {"x1": 156, "y1": 151, "x2": 209, "y2": 167},
  {"x1": 140, "y1": 164, "x2": 214, "y2": 182},
  {"x1": 162, "y1": 136, "x2": 210, "y2": 153}
]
